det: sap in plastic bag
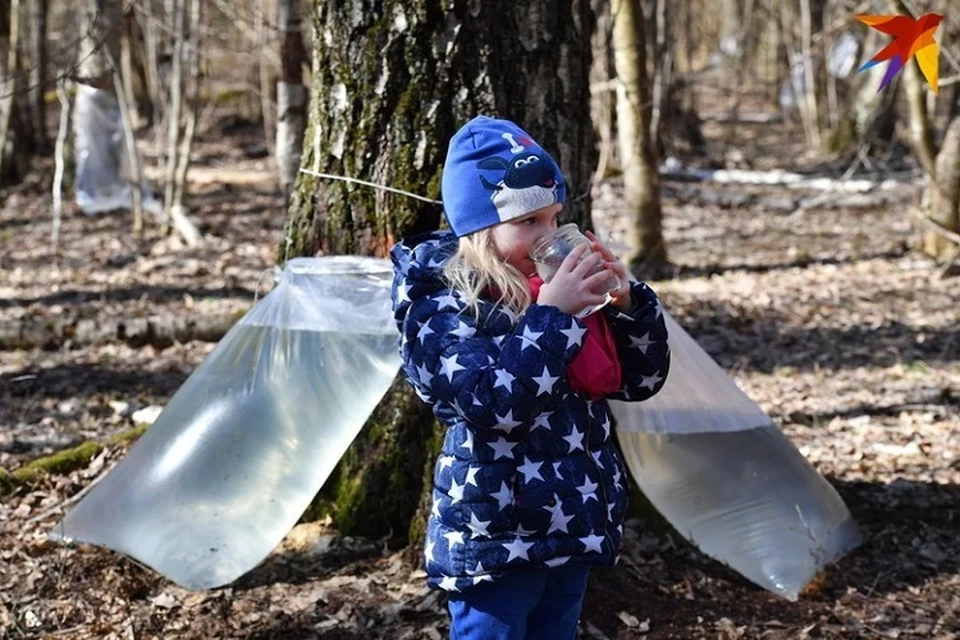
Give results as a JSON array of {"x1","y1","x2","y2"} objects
[
  {"x1": 73, "y1": 85, "x2": 162, "y2": 216},
  {"x1": 50, "y1": 257, "x2": 401, "y2": 590},
  {"x1": 611, "y1": 310, "x2": 861, "y2": 601}
]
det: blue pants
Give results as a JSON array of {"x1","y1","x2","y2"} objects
[{"x1": 446, "y1": 565, "x2": 591, "y2": 640}]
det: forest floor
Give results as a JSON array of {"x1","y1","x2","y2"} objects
[{"x1": 1, "y1": 110, "x2": 958, "y2": 640}]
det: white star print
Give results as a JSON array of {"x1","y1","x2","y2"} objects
[
  {"x1": 490, "y1": 481, "x2": 513, "y2": 511},
  {"x1": 424, "y1": 539, "x2": 435, "y2": 564},
  {"x1": 608, "y1": 502, "x2": 616, "y2": 520},
  {"x1": 531, "y1": 366, "x2": 559, "y2": 396},
  {"x1": 544, "y1": 556, "x2": 571, "y2": 568},
  {"x1": 640, "y1": 371, "x2": 664, "y2": 391},
  {"x1": 487, "y1": 437, "x2": 517, "y2": 460},
  {"x1": 518, "y1": 326, "x2": 543, "y2": 351},
  {"x1": 502, "y1": 537, "x2": 535, "y2": 562},
  {"x1": 560, "y1": 320, "x2": 587, "y2": 348},
  {"x1": 460, "y1": 429, "x2": 474, "y2": 453},
  {"x1": 591, "y1": 450, "x2": 603, "y2": 468},
  {"x1": 435, "y1": 292, "x2": 460, "y2": 311},
  {"x1": 396, "y1": 282, "x2": 411, "y2": 302},
  {"x1": 466, "y1": 561, "x2": 494, "y2": 584},
  {"x1": 417, "y1": 321, "x2": 435, "y2": 343},
  {"x1": 452, "y1": 321, "x2": 476, "y2": 339},
  {"x1": 465, "y1": 466, "x2": 480, "y2": 487},
  {"x1": 493, "y1": 410, "x2": 522, "y2": 434},
  {"x1": 531, "y1": 411, "x2": 553, "y2": 431},
  {"x1": 580, "y1": 534, "x2": 604, "y2": 553},
  {"x1": 493, "y1": 369, "x2": 515, "y2": 391},
  {"x1": 444, "y1": 530, "x2": 464, "y2": 551},
  {"x1": 599, "y1": 414, "x2": 612, "y2": 439},
  {"x1": 438, "y1": 575, "x2": 460, "y2": 591},
  {"x1": 552, "y1": 461, "x2": 564, "y2": 480},
  {"x1": 439, "y1": 354, "x2": 466, "y2": 382},
  {"x1": 448, "y1": 477, "x2": 465, "y2": 504},
  {"x1": 548, "y1": 507, "x2": 575, "y2": 534},
  {"x1": 467, "y1": 512, "x2": 492, "y2": 538},
  {"x1": 541, "y1": 494, "x2": 563, "y2": 516},
  {"x1": 437, "y1": 455, "x2": 454, "y2": 471},
  {"x1": 431, "y1": 494, "x2": 442, "y2": 517},
  {"x1": 563, "y1": 426, "x2": 584, "y2": 453},
  {"x1": 517, "y1": 456, "x2": 544, "y2": 484},
  {"x1": 577, "y1": 477, "x2": 599, "y2": 503},
  {"x1": 629, "y1": 332, "x2": 654, "y2": 353},
  {"x1": 514, "y1": 523, "x2": 537, "y2": 536},
  {"x1": 416, "y1": 363, "x2": 433, "y2": 387}
]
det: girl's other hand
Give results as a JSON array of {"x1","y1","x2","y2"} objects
[
  {"x1": 584, "y1": 231, "x2": 632, "y2": 310},
  {"x1": 536, "y1": 244, "x2": 611, "y2": 315}
]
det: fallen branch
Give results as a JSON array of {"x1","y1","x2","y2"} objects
[{"x1": 0, "y1": 310, "x2": 240, "y2": 350}]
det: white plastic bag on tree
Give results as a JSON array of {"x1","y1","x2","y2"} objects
[
  {"x1": 50, "y1": 257, "x2": 401, "y2": 589},
  {"x1": 73, "y1": 85, "x2": 161, "y2": 216},
  {"x1": 611, "y1": 310, "x2": 861, "y2": 601}
]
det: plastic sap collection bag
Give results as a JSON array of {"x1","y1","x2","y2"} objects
[
  {"x1": 73, "y1": 85, "x2": 162, "y2": 216},
  {"x1": 52, "y1": 258, "x2": 859, "y2": 598},
  {"x1": 611, "y1": 310, "x2": 861, "y2": 601},
  {"x1": 50, "y1": 257, "x2": 401, "y2": 589}
]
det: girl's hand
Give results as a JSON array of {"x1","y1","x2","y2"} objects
[
  {"x1": 537, "y1": 244, "x2": 612, "y2": 316},
  {"x1": 585, "y1": 231, "x2": 632, "y2": 310}
]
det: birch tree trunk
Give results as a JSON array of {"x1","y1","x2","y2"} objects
[
  {"x1": 286, "y1": 0, "x2": 597, "y2": 546},
  {"x1": 611, "y1": 0, "x2": 666, "y2": 269},
  {"x1": 275, "y1": 0, "x2": 307, "y2": 195}
]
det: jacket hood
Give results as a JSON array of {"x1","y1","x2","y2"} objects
[{"x1": 390, "y1": 230, "x2": 459, "y2": 329}]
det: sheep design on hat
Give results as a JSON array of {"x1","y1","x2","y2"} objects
[{"x1": 476, "y1": 133, "x2": 560, "y2": 223}]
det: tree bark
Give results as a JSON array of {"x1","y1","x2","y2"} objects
[
  {"x1": 922, "y1": 116, "x2": 960, "y2": 258},
  {"x1": 286, "y1": 0, "x2": 597, "y2": 547},
  {"x1": 611, "y1": 0, "x2": 666, "y2": 270}
]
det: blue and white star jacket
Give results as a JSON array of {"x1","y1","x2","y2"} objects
[{"x1": 390, "y1": 231, "x2": 670, "y2": 593}]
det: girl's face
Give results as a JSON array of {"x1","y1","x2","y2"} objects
[{"x1": 489, "y1": 203, "x2": 562, "y2": 276}]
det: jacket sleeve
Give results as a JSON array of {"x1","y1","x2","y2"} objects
[
  {"x1": 399, "y1": 290, "x2": 586, "y2": 434},
  {"x1": 602, "y1": 281, "x2": 670, "y2": 401}
]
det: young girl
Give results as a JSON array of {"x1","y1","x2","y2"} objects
[{"x1": 390, "y1": 116, "x2": 670, "y2": 639}]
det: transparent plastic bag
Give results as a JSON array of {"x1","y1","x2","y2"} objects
[
  {"x1": 73, "y1": 85, "x2": 162, "y2": 216},
  {"x1": 50, "y1": 257, "x2": 402, "y2": 590},
  {"x1": 611, "y1": 310, "x2": 861, "y2": 600}
]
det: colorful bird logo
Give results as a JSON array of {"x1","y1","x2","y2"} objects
[{"x1": 856, "y1": 13, "x2": 943, "y2": 94}]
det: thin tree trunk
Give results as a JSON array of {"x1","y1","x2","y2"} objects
[
  {"x1": 256, "y1": 0, "x2": 274, "y2": 156},
  {"x1": 611, "y1": 0, "x2": 666, "y2": 270},
  {"x1": 288, "y1": 0, "x2": 597, "y2": 547},
  {"x1": 51, "y1": 77, "x2": 70, "y2": 251},
  {"x1": 922, "y1": 116, "x2": 960, "y2": 258},
  {"x1": 590, "y1": 0, "x2": 615, "y2": 183},
  {"x1": 0, "y1": 0, "x2": 21, "y2": 181},
  {"x1": 172, "y1": 0, "x2": 200, "y2": 211},
  {"x1": 111, "y1": 65, "x2": 144, "y2": 235},
  {"x1": 162, "y1": 0, "x2": 185, "y2": 231},
  {"x1": 798, "y1": 0, "x2": 820, "y2": 148},
  {"x1": 27, "y1": 0, "x2": 46, "y2": 151},
  {"x1": 276, "y1": 0, "x2": 307, "y2": 196}
]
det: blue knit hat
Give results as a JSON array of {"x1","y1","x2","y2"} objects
[{"x1": 441, "y1": 116, "x2": 566, "y2": 237}]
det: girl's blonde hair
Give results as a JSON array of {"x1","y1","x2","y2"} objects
[{"x1": 443, "y1": 228, "x2": 532, "y2": 321}]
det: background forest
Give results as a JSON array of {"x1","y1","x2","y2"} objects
[{"x1": 0, "y1": 0, "x2": 957, "y2": 638}]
